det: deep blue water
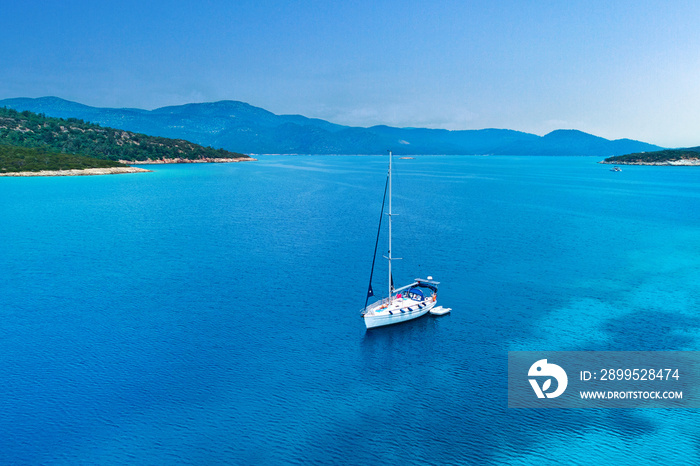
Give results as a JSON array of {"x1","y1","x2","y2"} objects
[{"x1": 2, "y1": 155, "x2": 700, "y2": 464}]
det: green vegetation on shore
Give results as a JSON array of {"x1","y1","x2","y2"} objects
[
  {"x1": 0, "y1": 107, "x2": 250, "y2": 163},
  {"x1": 0, "y1": 144, "x2": 126, "y2": 173},
  {"x1": 603, "y1": 147, "x2": 700, "y2": 164}
]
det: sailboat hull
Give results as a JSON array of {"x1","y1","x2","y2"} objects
[{"x1": 363, "y1": 300, "x2": 436, "y2": 329}]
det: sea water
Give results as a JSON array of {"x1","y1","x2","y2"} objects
[{"x1": 1, "y1": 156, "x2": 700, "y2": 464}]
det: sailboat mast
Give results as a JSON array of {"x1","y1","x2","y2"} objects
[{"x1": 388, "y1": 150, "x2": 392, "y2": 299}]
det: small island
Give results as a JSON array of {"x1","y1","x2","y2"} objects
[
  {"x1": 0, "y1": 107, "x2": 253, "y2": 176},
  {"x1": 601, "y1": 148, "x2": 700, "y2": 166}
]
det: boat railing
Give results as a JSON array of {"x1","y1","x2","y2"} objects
[{"x1": 360, "y1": 296, "x2": 392, "y2": 315}]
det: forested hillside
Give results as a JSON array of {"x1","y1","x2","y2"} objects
[
  {"x1": 0, "y1": 107, "x2": 250, "y2": 161},
  {"x1": 0, "y1": 144, "x2": 126, "y2": 173}
]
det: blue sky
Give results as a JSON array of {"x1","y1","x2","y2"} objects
[{"x1": 2, "y1": 1, "x2": 699, "y2": 147}]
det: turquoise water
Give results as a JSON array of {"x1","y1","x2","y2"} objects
[{"x1": 1, "y1": 156, "x2": 700, "y2": 464}]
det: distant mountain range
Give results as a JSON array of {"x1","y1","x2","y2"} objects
[{"x1": 0, "y1": 97, "x2": 663, "y2": 156}]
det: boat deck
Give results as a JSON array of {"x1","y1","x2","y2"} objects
[{"x1": 368, "y1": 296, "x2": 435, "y2": 316}]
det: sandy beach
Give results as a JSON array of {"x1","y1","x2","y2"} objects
[
  {"x1": 0, "y1": 157, "x2": 258, "y2": 177},
  {"x1": 0, "y1": 167, "x2": 153, "y2": 177}
]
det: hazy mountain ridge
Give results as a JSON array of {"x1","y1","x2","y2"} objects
[{"x1": 0, "y1": 97, "x2": 663, "y2": 155}]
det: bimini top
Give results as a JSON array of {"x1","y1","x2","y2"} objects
[
  {"x1": 415, "y1": 278, "x2": 439, "y2": 292},
  {"x1": 394, "y1": 278, "x2": 440, "y2": 294}
]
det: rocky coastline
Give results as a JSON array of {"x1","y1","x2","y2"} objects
[{"x1": 121, "y1": 157, "x2": 256, "y2": 164}]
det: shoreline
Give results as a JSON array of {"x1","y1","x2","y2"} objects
[
  {"x1": 0, "y1": 157, "x2": 256, "y2": 177},
  {"x1": 0, "y1": 166, "x2": 153, "y2": 177},
  {"x1": 122, "y1": 157, "x2": 256, "y2": 164},
  {"x1": 600, "y1": 158, "x2": 700, "y2": 166}
]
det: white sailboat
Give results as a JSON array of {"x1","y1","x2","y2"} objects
[{"x1": 361, "y1": 152, "x2": 439, "y2": 329}]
